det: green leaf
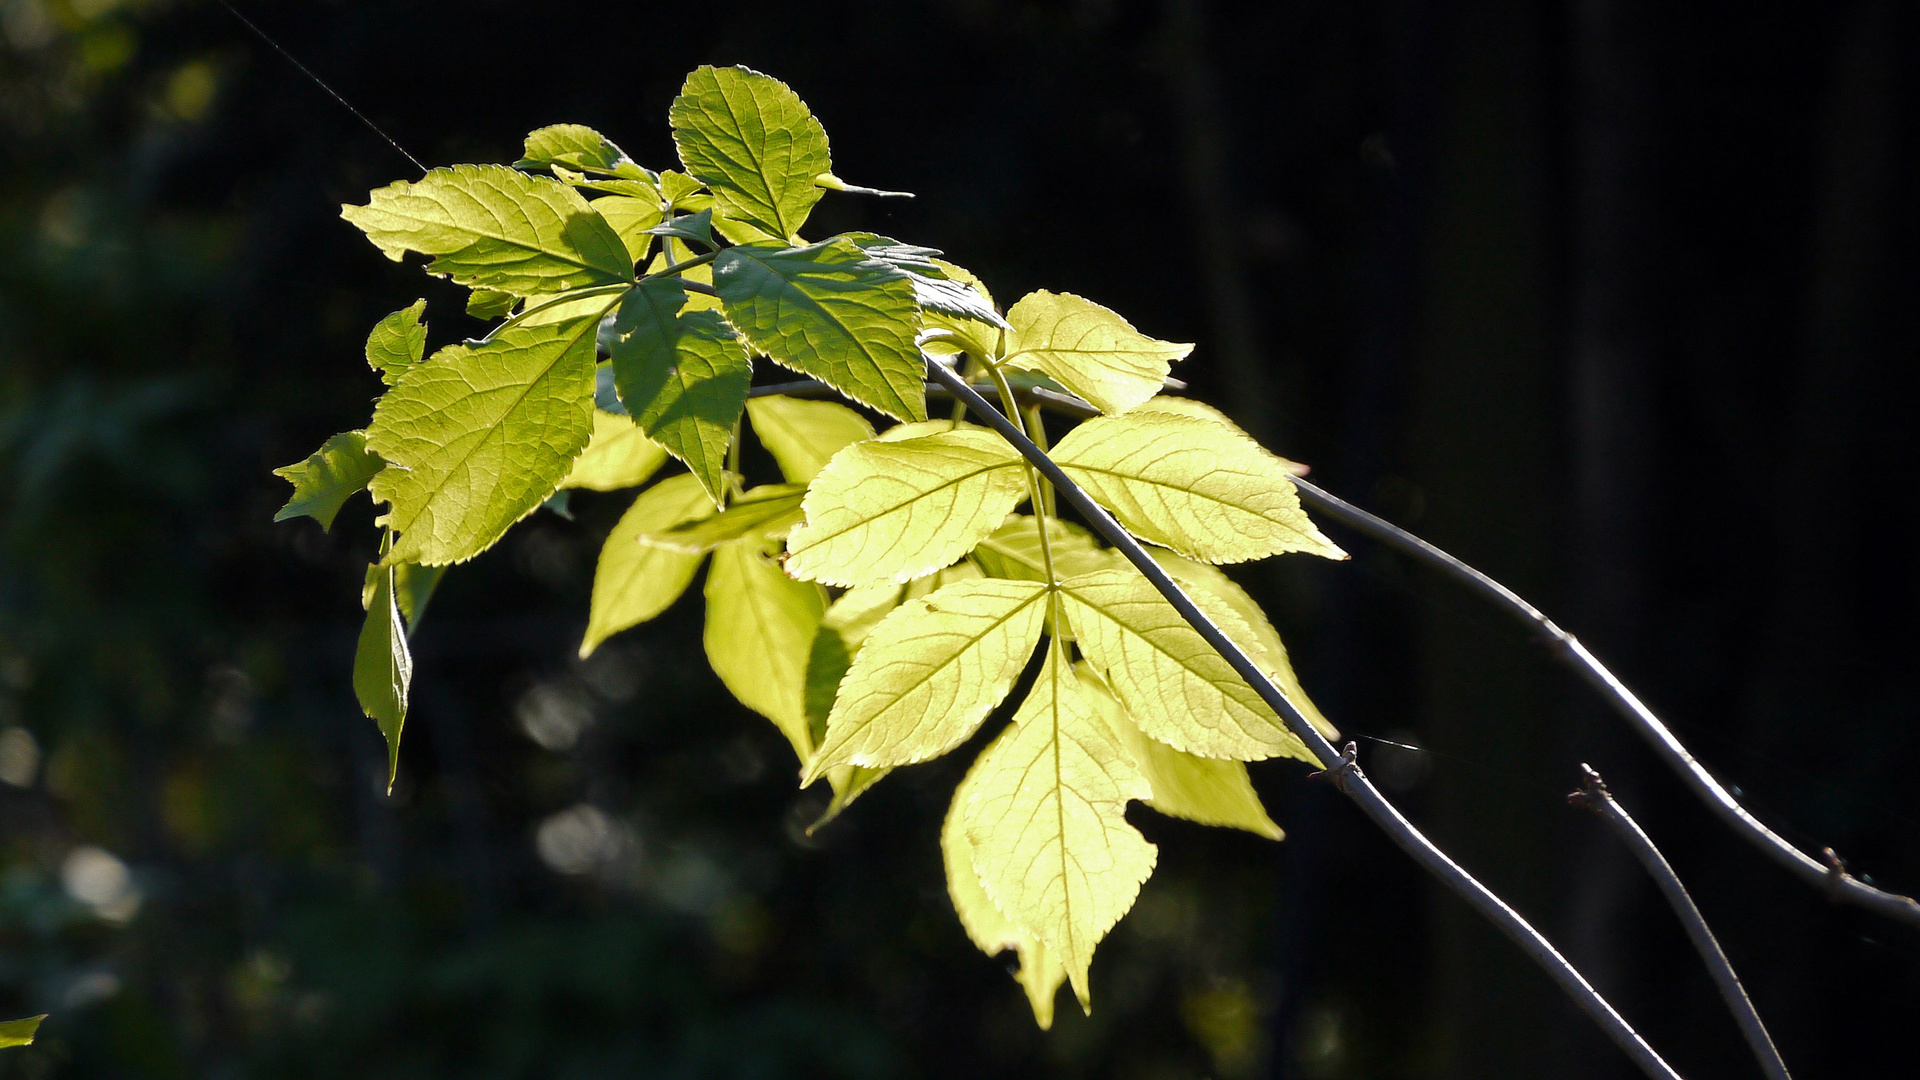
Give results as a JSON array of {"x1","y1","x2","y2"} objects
[
  {"x1": 942, "y1": 734, "x2": 1067, "y2": 1029},
  {"x1": 1080, "y1": 663, "x2": 1282, "y2": 839},
  {"x1": 843, "y1": 233, "x2": 1009, "y2": 329},
  {"x1": 366, "y1": 300, "x2": 428, "y2": 384},
  {"x1": 970, "y1": 514, "x2": 1116, "y2": 583},
  {"x1": 713, "y1": 240, "x2": 925, "y2": 422},
  {"x1": 552, "y1": 165, "x2": 660, "y2": 201},
  {"x1": 704, "y1": 539, "x2": 827, "y2": 761},
  {"x1": 367, "y1": 308, "x2": 611, "y2": 566},
  {"x1": 580, "y1": 474, "x2": 715, "y2": 657},
  {"x1": 1059, "y1": 567, "x2": 1313, "y2": 762},
  {"x1": 785, "y1": 428, "x2": 1027, "y2": 586},
  {"x1": 516, "y1": 123, "x2": 650, "y2": 179},
  {"x1": 1003, "y1": 290, "x2": 1193, "y2": 414},
  {"x1": 804, "y1": 578, "x2": 1048, "y2": 781},
  {"x1": 646, "y1": 208, "x2": 715, "y2": 248},
  {"x1": 816, "y1": 172, "x2": 913, "y2": 198},
  {"x1": 963, "y1": 643, "x2": 1155, "y2": 1011},
  {"x1": 605, "y1": 279, "x2": 750, "y2": 505},
  {"x1": 0, "y1": 1015, "x2": 46, "y2": 1049},
  {"x1": 559, "y1": 409, "x2": 669, "y2": 492},
  {"x1": 1051, "y1": 411, "x2": 1347, "y2": 564},
  {"x1": 342, "y1": 164, "x2": 633, "y2": 295},
  {"x1": 645, "y1": 484, "x2": 805, "y2": 554},
  {"x1": 658, "y1": 170, "x2": 712, "y2": 211},
  {"x1": 273, "y1": 430, "x2": 383, "y2": 530},
  {"x1": 670, "y1": 65, "x2": 830, "y2": 241},
  {"x1": 745, "y1": 395, "x2": 875, "y2": 485},
  {"x1": 356, "y1": 563, "x2": 413, "y2": 790},
  {"x1": 466, "y1": 288, "x2": 517, "y2": 319},
  {"x1": 394, "y1": 562, "x2": 445, "y2": 629},
  {"x1": 804, "y1": 583, "x2": 909, "y2": 830},
  {"x1": 588, "y1": 196, "x2": 663, "y2": 265}
]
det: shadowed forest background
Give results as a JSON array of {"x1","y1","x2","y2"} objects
[{"x1": 2, "y1": 1, "x2": 1916, "y2": 1077}]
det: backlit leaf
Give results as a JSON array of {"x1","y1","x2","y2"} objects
[
  {"x1": 466, "y1": 289, "x2": 516, "y2": 319},
  {"x1": 1080, "y1": 664, "x2": 1281, "y2": 839},
  {"x1": 273, "y1": 430, "x2": 383, "y2": 531},
  {"x1": 0, "y1": 1015, "x2": 46, "y2": 1049},
  {"x1": 970, "y1": 514, "x2": 1116, "y2": 583},
  {"x1": 785, "y1": 428, "x2": 1027, "y2": 586},
  {"x1": 581, "y1": 474, "x2": 715, "y2": 657},
  {"x1": 844, "y1": 233, "x2": 1009, "y2": 329},
  {"x1": 356, "y1": 563, "x2": 412, "y2": 789},
  {"x1": 942, "y1": 733, "x2": 1067, "y2": 1029},
  {"x1": 342, "y1": 164, "x2": 632, "y2": 295},
  {"x1": 804, "y1": 583, "x2": 908, "y2": 829},
  {"x1": 1060, "y1": 567, "x2": 1313, "y2": 762},
  {"x1": 559, "y1": 409, "x2": 669, "y2": 492},
  {"x1": 1051, "y1": 411, "x2": 1347, "y2": 564},
  {"x1": 713, "y1": 240, "x2": 924, "y2": 421},
  {"x1": 805, "y1": 578, "x2": 1048, "y2": 780},
  {"x1": 645, "y1": 484, "x2": 806, "y2": 554},
  {"x1": 365, "y1": 300, "x2": 427, "y2": 384},
  {"x1": 1003, "y1": 290, "x2": 1192, "y2": 414},
  {"x1": 589, "y1": 196, "x2": 662, "y2": 264},
  {"x1": 605, "y1": 279, "x2": 750, "y2": 505},
  {"x1": 670, "y1": 65, "x2": 829, "y2": 241},
  {"x1": 745, "y1": 395, "x2": 875, "y2": 485},
  {"x1": 517, "y1": 123, "x2": 649, "y2": 179},
  {"x1": 964, "y1": 644, "x2": 1155, "y2": 1010},
  {"x1": 367, "y1": 309, "x2": 611, "y2": 565},
  {"x1": 705, "y1": 539, "x2": 827, "y2": 761}
]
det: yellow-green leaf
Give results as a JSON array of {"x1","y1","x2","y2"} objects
[
  {"x1": 804, "y1": 583, "x2": 908, "y2": 830},
  {"x1": 1080, "y1": 663, "x2": 1281, "y2": 839},
  {"x1": 342, "y1": 164, "x2": 632, "y2": 295},
  {"x1": 0, "y1": 1015, "x2": 46, "y2": 1049},
  {"x1": 580, "y1": 475, "x2": 716, "y2": 658},
  {"x1": 356, "y1": 563, "x2": 412, "y2": 790},
  {"x1": 467, "y1": 288, "x2": 516, "y2": 319},
  {"x1": 745, "y1": 395, "x2": 875, "y2": 485},
  {"x1": 604, "y1": 279, "x2": 750, "y2": 505},
  {"x1": 1051, "y1": 411, "x2": 1347, "y2": 564},
  {"x1": 786, "y1": 429, "x2": 1027, "y2": 586},
  {"x1": 367, "y1": 310, "x2": 610, "y2": 565},
  {"x1": 589, "y1": 195, "x2": 663, "y2": 264},
  {"x1": 273, "y1": 430, "x2": 383, "y2": 530},
  {"x1": 1060, "y1": 567, "x2": 1313, "y2": 763},
  {"x1": 964, "y1": 644, "x2": 1155, "y2": 1010},
  {"x1": 670, "y1": 65, "x2": 829, "y2": 241},
  {"x1": 942, "y1": 732, "x2": 1067, "y2": 1029},
  {"x1": 365, "y1": 300, "x2": 427, "y2": 384},
  {"x1": 805, "y1": 578, "x2": 1048, "y2": 780},
  {"x1": 704, "y1": 540, "x2": 827, "y2": 761},
  {"x1": 1003, "y1": 290, "x2": 1192, "y2": 414},
  {"x1": 970, "y1": 514, "x2": 1116, "y2": 583},
  {"x1": 516, "y1": 123, "x2": 649, "y2": 179},
  {"x1": 713, "y1": 240, "x2": 925, "y2": 422},
  {"x1": 645, "y1": 484, "x2": 805, "y2": 555},
  {"x1": 559, "y1": 409, "x2": 669, "y2": 492}
]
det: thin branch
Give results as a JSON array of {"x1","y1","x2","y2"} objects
[
  {"x1": 1571, "y1": 766, "x2": 1793, "y2": 1080},
  {"x1": 743, "y1": 375, "x2": 1920, "y2": 929},
  {"x1": 924, "y1": 360, "x2": 1684, "y2": 1080}
]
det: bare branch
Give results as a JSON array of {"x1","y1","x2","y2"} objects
[
  {"x1": 923, "y1": 360, "x2": 1685, "y2": 1080},
  {"x1": 1571, "y1": 766, "x2": 1793, "y2": 1080}
]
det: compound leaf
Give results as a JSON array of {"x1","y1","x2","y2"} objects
[
  {"x1": 366, "y1": 300, "x2": 428, "y2": 384},
  {"x1": 1051, "y1": 411, "x2": 1347, "y2": 564},
  {"x1": 785, "y1": 428, "x2": 1026, "y2": 586},
  {"x1": 746, "y1": 395, "x2": 876, "y2": 485},
  {"x1": 367, "y1": 310, "x2": 609, "y2": 566},
  {"x1": 964, "y1": 644, "x2": 1155, "y2": 1011},
  {"x1": 1059, "y1": 567, "x2": 1312, "y2": 762},
  {"x1": 581, "y1": 474, "x2": 715, "y2": 657},
  {"x1": 670, "y1": 65, "x2": 829, "y2": 241},
  {"x1": 1003, "y1": 291, "x2": 1192, "y2": 415},
  {"x1": 517, "y1": 123, "x2": 649, "y2": 179},
  {"x1": 805, "y1": 578, "x2": 1048, "y2": 780},
  {"x1": 713, "y1": 240, "x2": 924, "y2": 422},
  {"x1": 273, "y1": 430, "x2": 383, "y2": 531},
  {"x1": 605, "y1": 279, "x2": 750, "y2": 505},
  {"x1": 705, "y1": 539, "x2": 827, "y2": 761},
  {"x1": 356, "y1": 562, "x2": 413, "y2": 790},
  {"x1": 646, "y1": 483, "x2": 806, "y2": 555},
  {"x1": 342, "y1": 164, "x2": 632, "y2": 295}
]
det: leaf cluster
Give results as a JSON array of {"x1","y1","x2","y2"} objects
[{"x1": 275, "y1": 65, "x2": 1346, "y2": 1026}]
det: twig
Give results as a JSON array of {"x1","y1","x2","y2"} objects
[
  {"x1": 744, "y1": 375, "x2": 1920, "y2": 929},
  {"x1": 1571, "y1": 766, "x2": 1793, "y2": 1080},
  {"x1": 924, "y1": 360, "x2": 1684, "y2": 1080}
]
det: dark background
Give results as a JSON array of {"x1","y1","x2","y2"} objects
[{"x1": 2, "y1": 1, "x2": 1915, "y2": 1077}]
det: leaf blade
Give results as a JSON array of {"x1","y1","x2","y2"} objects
[
  {"x1": 273, "y1": 430, "x2": 383, "y2": 531},
  {"x1": 605, "y1": 279, "x2": 751, "y2": 505},
  {"x1": 355, "y1": 563, "x2": 413, "y2": 789},
  {"x1": 670, "y1": 65, "x2": 830, "y2": 241},
  {"x1": 365, "y1": 300, "x2": 428, "y2": 384},
  {"x1": 1003, "y1": 291, "x2": 1191, "y2": 414},
  {"x1": 745, "y1": 395, "x2": 876, "y2": 485},
  {"x1": 559, "y1": 409, "x2": 669, "y2": 492},
  {"x1": 581, "y1": 474, "x2": 715, "y2": 657},
  {"x1": 704, "y1": 540, "x2": 827, "y2": 761}
]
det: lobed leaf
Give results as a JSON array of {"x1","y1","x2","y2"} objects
[
  {"x1": 704, "y1": 540, "x2": 827, "y2": 761},
  {"x1": 713, "y1": 240, "x2": 925, "y2": 421},
  {"x1": 964, "y1": 644, "x2": 1156, "y2": 1010},
  {"x1": 805, "y1": 578, "x2": 1048, "y2": 780},
  {"x1": 365, "y1": 300, "x2": 428, "y2": 384},
  {"x1": 745, "y1": 395, "x2": 876, "y2": 485},
  {"x1": 342, "y1": 164, "x2": 632, "y2": 295},
  {"x1": 1051, "y1": 411, "x2": 1347, "y2": 564},
  {"x1": 1003, "y1": 290, "x2": 1192, "y2": 414},
  {"x1": 367, "y1": 309, "x2": 610, "y2": 566},
  {"x1": 581, "y1": 474, "x2": 715, "y2": 657},
  {"x1": 559, "y1": 409, "x2": 669, "y2": 492},
  {"x1": 670, "y1": 65, "x2": 829, "y2": 241},
  {"x1": 785, "y1": 428, "x2": 1027, "y2": 586},
  {"x1": 273, "y1": 430, "x2": 383, "y2": 531},
  {"x1": 605, "y1": 279, "x2": 750, "y2": 505},
  {"x1": 356, "y1": 562, "x2": 413, "y2": 790}
]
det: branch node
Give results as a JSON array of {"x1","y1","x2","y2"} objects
[
  {"x1": 1309, "y1": 741, "x2": 1361, "y2": 793},
  {"x1": 1568, "y1": 762, "x2": 1609, "y2": 811},
  {"x1": 1822, "y1": 847, "x2": 1850, "y2": 898}
]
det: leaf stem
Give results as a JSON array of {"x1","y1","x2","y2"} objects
[{"x1": 481, "y1": 282, "x2": 632, "y2": 342}]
